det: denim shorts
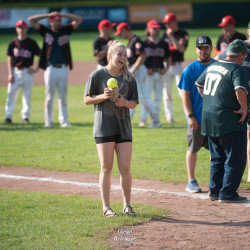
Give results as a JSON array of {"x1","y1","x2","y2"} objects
[
  {"x1": 187, "y1": 127, "x2": 209, "y2": 152},
  {"x1": 95, "y1": 134, "x2": 132, "y2": 144}
]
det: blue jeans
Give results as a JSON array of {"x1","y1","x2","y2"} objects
[{"x1": 208, "y1": 131, "x2": 247, "y2": 200}]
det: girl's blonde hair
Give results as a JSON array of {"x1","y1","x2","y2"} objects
[{"x1": 107, "y1": 40, "x2": 132, "y2": 81}]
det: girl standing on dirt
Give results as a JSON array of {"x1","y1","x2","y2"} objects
[{"x1": 84, "y1": 40, "x2": 138, "y2": 217}]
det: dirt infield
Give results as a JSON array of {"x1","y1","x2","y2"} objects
[
  {"x1": 0, "y1": 60, "x2": 193, "y2": 87},
  {"x1": 0, "y1": 61, "x2": 97, "y2": 87},
  {"x1": 1, "y1": 166, "x2": 250, "y2": 249}
]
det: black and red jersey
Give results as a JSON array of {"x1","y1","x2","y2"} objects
[
  {"x1": 126, "y1": 35, "x2": 144, "y2": 67},
  {"x1": 144, "y1": 38, "x2": 170, "y2": 69},
  {"x1": 6, "y1": 37, "x2": 40, "y2": 68},
  {"x1": 93, "y1": 37, "x2": 113, "y2": 66},
  {"x1": 38, "y1": 24, "x2": 74, "y2": 70},
  {"x1": 215, "y1": 32, "x2": 247, "y2": 52},
  {"x1": 162, "y1": 28, "x2": 189, "y2": 63}
]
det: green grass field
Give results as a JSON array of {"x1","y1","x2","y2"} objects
[
  {"x1": 0, "y1": 27, "x2": 248, "y2": 63},
  {"x1": 0, "y1": 189, "x2": 168, "y2": 249},
  {"x1": 0, "y1": 28, "x2": 249, "y2": 248}
]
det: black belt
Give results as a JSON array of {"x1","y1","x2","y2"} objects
[
  {"x1": 171, "y1": 61, "x2": 182, "y2": 66},
  {"x1": 15, "y1": 66, "x2": 26, "y2": 70},
  {"x1": 151, "y1": 68, "x2": 161, "y2": 72},
  {"x1": 52, "y1": 64, "x2": 65, "y2": 68}
]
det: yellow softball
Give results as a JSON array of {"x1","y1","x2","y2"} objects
[{"x1": 107, "y1": 78, "x2": 118, "y2": 89}]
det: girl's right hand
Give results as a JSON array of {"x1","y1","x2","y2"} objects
[{"x1": 104, "y1": 88, "x2": 113, "y2": 100}]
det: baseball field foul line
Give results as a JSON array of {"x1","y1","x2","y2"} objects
[{"x1": 1, "y1": 174, "x2": 249, "y2": 207}]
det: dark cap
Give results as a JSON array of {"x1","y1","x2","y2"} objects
[
  {"x1": 196, "y1": 36, "x2": 212, "y2": 47},
  {"x1": 218, "y1": 15, "x2": 235, "y2": 27},
  {"x1": 114, "y1": 22, "x2": 130, "y2": 36},
  {"x1": 227, "y1": 39, "x2": 250, "y2": 54}
]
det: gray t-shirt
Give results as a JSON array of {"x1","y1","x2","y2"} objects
[{"x1": 84, "y1": 68, "x2": 138, "y2": 139}]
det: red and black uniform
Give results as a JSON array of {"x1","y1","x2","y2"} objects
[
  {"x1": 37, "y1": 24, "x2": 74, "y2": 70},
  {"x1": 93, "y1": 37, "x2": 113, "y2": 66},
  {"x1": 162, "y1": 28, "x2": 189, "y2": 63},
  {"x1": 144, "y1": 38, "x2": 170, "y2": 69},
  {"x1": 7, "y1": 37, "x2": 40, "y2": 68},
  {"x1": 215, "y1": 32, "x2": 247, "y2": 56},
  {"x1": 141, "y1": 38, "x2": 170, "y2": 127},
  {"x1": 126, "y1": 35, "x2": 144, "y2": 67},
  {"x1": 5, "y1": 37, "x2": 40, "y2": 121}
]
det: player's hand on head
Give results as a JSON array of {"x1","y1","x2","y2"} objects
[{"x1": 49, "y1": 11, "x2": 59, "y2": 17}]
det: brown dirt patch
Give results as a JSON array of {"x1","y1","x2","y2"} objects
[
  {"x1": 1, "y1": 165, "x2": 250, "y2": 250},
  {"x1": 0, "y1": 60, "x2": 193, "y2": 87},
  {"x1": 0, "y1": 61, "x2": 97, "y2": 87}
]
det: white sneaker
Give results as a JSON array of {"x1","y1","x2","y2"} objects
[
  {"x1": 139, "y1": 121, "x2": 146, "y2": 127},
  {"x1": 166, "y1": 114, "x2": 174, "y2": 124},
  {"x1": 44, "y1": 122, "x2": 53, "y2": 128},
  {"x1": 60, "y1": 122, "x2": 71, "y2": 128}
]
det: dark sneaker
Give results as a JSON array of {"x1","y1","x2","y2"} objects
[
  {"x1": 219, "y1": 196, "x2": 248, "y2": 203},
  {"x1": 4, "y1": 118, "x2": 12, "y2": 124},
  {"x1": 208, "y1": 191, "x2": 219, "y2": 201},
  {"x1": 185, "y1": 178, "x2": 202, "y2": 193},
  {"x1": 23, "y1": 118, "x2": 30, "y2": 124}
]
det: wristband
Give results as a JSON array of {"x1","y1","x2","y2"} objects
[{"x1": 188, "y1": 113, "x2": 194, "y2": 118}]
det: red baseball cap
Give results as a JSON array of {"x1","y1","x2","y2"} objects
[
  {"x1": 147, "y1": 20, "x2": 161, "y2": 29},
  {"x1": 218, "y1": 15, "x2": 236, "y2": 27},
  {"x1": 16, "y1": 20, "x2": 27, "y2": 27},
  {"x1": 114, "y1": 22, "x2": 130, "y2": 36},
  {"x1": 49, "y1": 15, "x2": 62, "y2": 22},
  {"x1": 162, "y1": 13, "x2": 177, "y2": 23},
  {"x1": 98, "y1": 19, "x2": 116, "y2": 30}
]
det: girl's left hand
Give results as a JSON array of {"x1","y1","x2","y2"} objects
[{"x1": 114, "y1": 96, "x2": 126, "y2": 107}]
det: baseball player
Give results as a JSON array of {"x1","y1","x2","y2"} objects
[
  {"x1": 214, "y1": 15, "x2": 246, "y2": 57},
  {"x1": 28, "y1": 11, "x2": 83, "y2": 128},
  {"x1": 114, "y1": 22, "x2": 147, "y2": 121},
  {"x1": 196, "y1": 39, "x2": 250, "y2": 203},
  {"x1": 216, "y1": 22, "x2": 250, "y2": 183},
  {"x1": 142, "y1": 20, "x2": 171, "y2": 128},
  {"x1": 162, "y1": 13, "x2": 189, "y2": 123},
  {"x1": 93, "y1": 19, "x2": 115, "y2": 68},
  {"x1": 4, "y1": 20, "x2": 40, "y2": 125}
]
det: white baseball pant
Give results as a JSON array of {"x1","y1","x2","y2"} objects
[
  {"x1": 5, "y1": 68, "x2": 34, "y2": 119},
  {"x1": 44, "y1": 65, "x2": 68, "y2": 125},
  {"x1": 129, "y1": 64, "x2": 147, "y2": 119},
  {"x1": 162, "y1": 63, "x2": 184, "y2": 121},
  {"x1": 140, "y1": 72, "x2": 164, "y2": 125}
]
